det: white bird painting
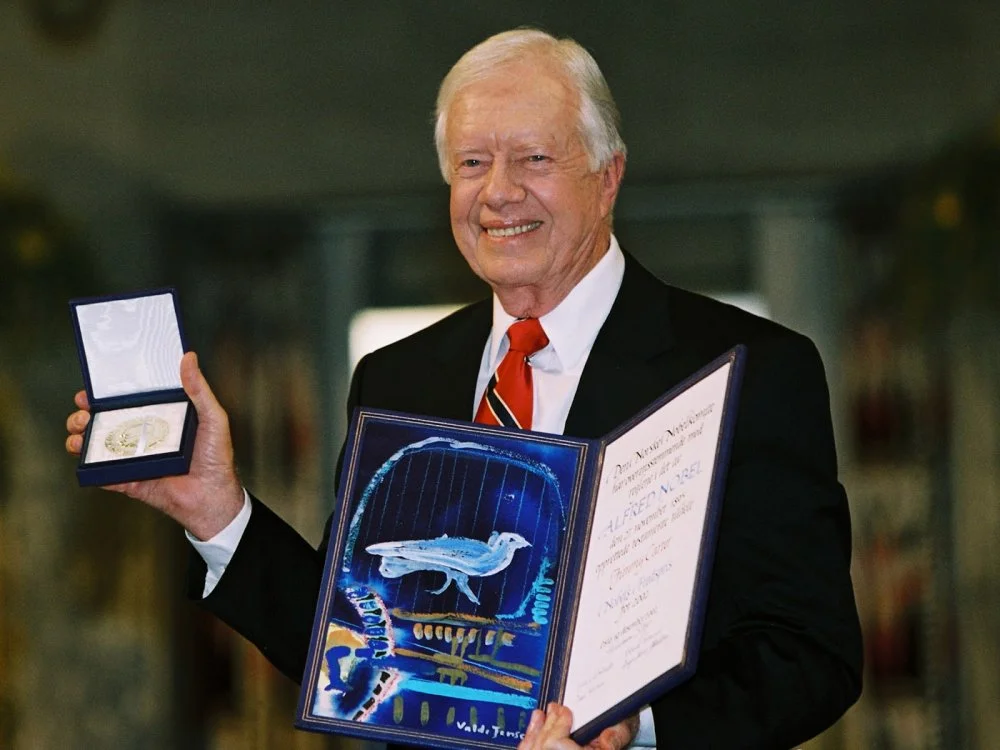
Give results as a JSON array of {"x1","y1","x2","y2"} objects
[{"x1": 365, "y1": 531, "x2": 531, "y2": 605}]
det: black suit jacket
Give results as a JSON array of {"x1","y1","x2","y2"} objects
[{"x1": 194, "y1": 254, "x2": 862, "y2": 749}]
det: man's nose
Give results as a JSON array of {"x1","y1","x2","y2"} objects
[{"x1": 480, "y1": 161, "x2": 526, "y2": 207}]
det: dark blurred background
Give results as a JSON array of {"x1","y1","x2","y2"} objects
[{"x1": 2, "y1": 1, "x2": 999, "y2": 748}]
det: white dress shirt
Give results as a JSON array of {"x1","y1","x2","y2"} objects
[
  {"x1": 189, "y1": 235, "x2": 656, "y2": 747},
  {"x1": 473, "y1": 236, "x2": 623, "y2": 434}
]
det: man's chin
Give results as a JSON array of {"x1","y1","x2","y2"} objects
[{"x1": 475, "y1": 262, "x2": 544, "y2": 292}]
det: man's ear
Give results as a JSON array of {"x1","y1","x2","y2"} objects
[{"x1": 599, "y1": 151, "x2": 626, "y2": 218}]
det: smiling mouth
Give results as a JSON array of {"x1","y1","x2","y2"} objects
[{"x1": 484, "y1": 221, "x2": 542, "y2": 238}]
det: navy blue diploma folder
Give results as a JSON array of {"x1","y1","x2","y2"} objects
[
  {"x1": 70, "y1": 288, "x2": 197, "y2": 487},
  {"x1": 296, "y1": 346, "x2": 745, "y2": 749}
]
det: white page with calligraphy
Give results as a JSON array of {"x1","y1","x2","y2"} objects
[{"x1": 561, "y1": 361, "x2": 733, "y2": 731}]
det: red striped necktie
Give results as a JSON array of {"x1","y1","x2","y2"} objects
[{"x1": 475, "y1": 318, "x2": 549, "y2": 430}]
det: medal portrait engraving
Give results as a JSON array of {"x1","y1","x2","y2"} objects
[
  {"x1": 84, "y1": 401, "x2": 189, "y2": 465},
  {"x1": 103, "y1": 415, "x2": 172, "y2": 458}
]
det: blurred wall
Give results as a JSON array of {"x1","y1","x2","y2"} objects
[{"x1": 4, "y1": 1, "x2": 1000, "y2": 205}]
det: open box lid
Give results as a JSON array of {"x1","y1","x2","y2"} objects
[{"x1": 70, "y1": 288, "x2": 187, "y2": 406}]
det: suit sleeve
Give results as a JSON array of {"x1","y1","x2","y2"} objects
[
  {"x1": 649, "y1": 335, "x2": 862, "y2": 748},
  {"x1": 186, "y1": 354, "x2": 370, "y2": 683}
]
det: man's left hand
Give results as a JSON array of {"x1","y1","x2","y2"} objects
[{"x1": 518, "y1": 704, "x2": 639, "y2": 750}]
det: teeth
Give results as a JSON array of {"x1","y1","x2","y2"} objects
[{"x1": 485, "y1": 221, "x2": 541, "y2": 238}]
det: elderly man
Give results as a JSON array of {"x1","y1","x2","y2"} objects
[{"x1": 66, "y1": 28, "x2": 861, "y2": 750}]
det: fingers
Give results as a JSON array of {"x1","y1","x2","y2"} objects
[
  {"x1": 588, "y1": 726, "x2": 625, "y2": 750},
  {"x1": 74, "y1": 389, "x2": 90, "y2": 410},
  {"x1": 519, "y1": 704, "x2": 577, "y2": 750},
  {"x1": 542, "y1": 703, "x2": 574, "y2": 737},
  {"x1": 520, "y1": 709, "x2": 545, "y2": 747},
  {"x1": 587, "y1": 715, "x2": 640, "y2": 750},
  {"x1": 66, "y1": 409, "x2": 90, "y2": 435},
  {"x1": 518, "y1": 705, "x2": 637, "y2": 750},
  {"x1": 66, "y1": 403, "x2": 91, "y2": 456},
  {"x1": 65, "y1": 433, "x2": 83, "y2": 455}
]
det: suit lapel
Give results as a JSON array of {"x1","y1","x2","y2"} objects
[
  {"x1": 419, "y1": 257, "x2": 700, "y2": 436},
  {"x1": 564, "y1": 255, "x2": 694, "y2": 438},
  {"x1": 424, "y1": 299, "x2": 492, "y2": 421}
]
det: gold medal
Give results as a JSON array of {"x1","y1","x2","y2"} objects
[{"x1": 103, "y1": 415, "x2": 171, "y2": 457}]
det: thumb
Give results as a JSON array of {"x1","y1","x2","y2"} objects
[
  {"x1": 180, "y1": 351, "x2": 221, "y2": 418},
  {"x1": 179, "y1": 350, "x2": 235, "y2": 469}
]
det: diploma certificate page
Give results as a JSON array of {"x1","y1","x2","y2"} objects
[{"x1": 562, "y1": 362, "x2": 733, "y2": 731}]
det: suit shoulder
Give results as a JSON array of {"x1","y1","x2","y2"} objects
[
  {"x1": 361, "y1": 298, "x2": 491, "y2": 363},
  {"x1": 347, "y1": 298, "x2": 490, "y2": 417},
  {"x1": 666, "y1": 284, "x2": 816, "y2": 354}
]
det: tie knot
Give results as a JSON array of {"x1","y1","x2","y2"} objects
[{"x1": 506, "y1": 318, "x2": 548, "y2": 355}]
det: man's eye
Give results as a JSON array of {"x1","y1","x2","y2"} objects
[
  {"x1": 460, "y1": 158, "x2": 481, "y2": 168},
  {"x1": 527, "y1": 154, "x2": 548, "y2": 162}
]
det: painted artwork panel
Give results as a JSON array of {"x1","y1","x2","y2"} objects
[{"x1": 303, "y1": 412, "x2": 589, "y2": 748}]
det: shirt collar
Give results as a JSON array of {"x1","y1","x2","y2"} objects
[{"x1": 487, "y1": 235, "x2": 626, "y2": 372}]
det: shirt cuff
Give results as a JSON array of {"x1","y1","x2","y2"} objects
[
  {"x1": 629, "y1": 706, "x2": 656, "y2": 748},
  {"x1": 185, "y1": 489, "x2": 252, "y2": 598}
]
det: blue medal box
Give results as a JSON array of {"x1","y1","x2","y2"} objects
[{"x1": 69, "y1": 288, "x2": 198, "y2": 487}]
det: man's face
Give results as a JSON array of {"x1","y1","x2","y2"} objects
[{"x1": 445, "y1": 61, "x2": 624, "y2": 315}]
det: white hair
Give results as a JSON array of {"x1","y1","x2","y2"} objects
[{"x1": 434, "y1": 28, "x2": 627, "y2": 183}]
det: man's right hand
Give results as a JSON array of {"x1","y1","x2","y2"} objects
[
  {"x1": 519, "y1": 704, "x2": 640, "y2": 750},
  {"x1": 65, "y1": 351, "x2": 245, "y2": 541}
]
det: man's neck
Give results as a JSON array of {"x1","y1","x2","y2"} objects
[{"x1": 493, "y1": 232, "x2": 612, "y2": 318}]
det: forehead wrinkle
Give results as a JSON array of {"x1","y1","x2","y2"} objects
[
  {"x1": 453, "y1": 128, "x2": 561, "y2": 153},
  {"x1": 446, "y1": 60, "x2": 581, "y2": 152},
  {"x1": 448, "y1": 100, "x2": 581, "y2": 161}
]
